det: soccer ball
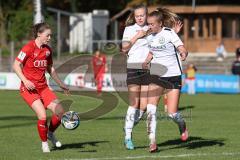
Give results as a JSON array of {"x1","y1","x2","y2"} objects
[{"x1": 61, "y1": 111, "x2": 80, "y2": 130}]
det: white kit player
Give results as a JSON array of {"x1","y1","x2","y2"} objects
[{"x1": 143, "y1": 8, "x2": 189, "y2": 152}]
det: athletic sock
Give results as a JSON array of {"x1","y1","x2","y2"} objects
[
  {"x1": 49, "y1": 115, "x2": 61, "y2": 133},
  {"x1": 168, "y1": 112, "x2": 186, "y2": 134},
  {"x1": 146, "y1": 104, "x2": 157, "y2": 143},
  {"x1": 124, "y1": 106, "x2": 137, "y2": 139},
  {"x1": 37, "y1": 119, "x2": 48, "y2": 142},
  {"x1": 134, "y1": 109, "x2": 145, "y2": 125}
]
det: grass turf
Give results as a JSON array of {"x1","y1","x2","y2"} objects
[{"x1": 0, "y1": 90, "x2": 240, "y2": 160}]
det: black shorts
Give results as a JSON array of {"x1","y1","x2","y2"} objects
[
  {"x1": 126, "y1": 68, "x2": 150, "y2": 85},
  {"x1": 150, "y1": 75, "x2": 182, "y2": 89}
]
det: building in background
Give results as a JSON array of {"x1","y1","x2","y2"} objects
[
  {"x1": 110, "y1": 5, "x2": 240, "y2": 53},
  {"x1": 69, "y1": 10, "x2": 109, "y2": 53}
]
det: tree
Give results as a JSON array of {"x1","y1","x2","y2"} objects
[{"x1": 0, "y1": 0, "x2": 33, "y2": 48}]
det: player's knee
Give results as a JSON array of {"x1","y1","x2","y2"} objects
[
  {"x1": 129, "y1": 99, "x2": 140, "y2": 108},
  {"x1": 54, "y1": 103, "x2": 65, "y2": 118}
]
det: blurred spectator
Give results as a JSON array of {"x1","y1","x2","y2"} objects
[
  {"x1": 231, "y1": 56, "x2": 240, "y2": 75},
  {"x1": 216, "y1": 42, "x2": 227, "y2": 61},
  {"x1": 185, "y1": 63, "x2": 197, "y2": 95},
  {"x1": 235, "y1": 43, "x2": 240, "y2": 58}
]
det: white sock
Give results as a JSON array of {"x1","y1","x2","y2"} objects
[
  {"x1": 134, "y1": 109, "x2": 145, "y2": 123},
  {"x1": 42, "y1": 141, "x2": 48, "y2": 145},
  {"x1": 146, "y1": 104, "x2": 157, "y2": 143},
  {"x1": 124, "y1": 106, "x2": 137, "y2": 139}
]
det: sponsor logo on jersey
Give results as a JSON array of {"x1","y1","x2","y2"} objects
[
  {"x1": 34, "y1": 52, "x2": 38, "y2": 57},
  {"x1": 159, "y1": 37, "x2": 165, "y2": 44},
  {"x1": 46, "y1": 51, "x2": 50, "y2": 57},
  {"x1": 33, "y1": 60, "x2": 47, "y2": 67},
  {"x1": 17, "y1": 51, "x2": 26, "y2": 61},
  {"x1": 148, "y1": 44, "x2": 167, "y2": 51}
]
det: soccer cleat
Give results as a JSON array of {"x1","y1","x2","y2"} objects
[
  {"x1": 149, "y1": 142, "x2": 158, "y2": 153},
  {"x1": 42, "y1": 142, "x2": 50, "y2": 153},
  {"x1": 48, "y1": 132, "x2": 62, "y2": 148},
  {"x1": 124, "y1": 139, "x2": 134, "y2": 150},
  {"x1": 181, "y1": 129, "x2": 189, "y2": 142}
]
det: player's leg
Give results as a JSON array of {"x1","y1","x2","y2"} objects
[
  {"x1": 20, "y1": 86, "x2": 50, "y2": 152},
  {"x1": 134, "y1": 85, "x2": 148, "y2": 125},
  {"x1": 47, "y1": 101, "x2": 64, "y2": 148},
  {"x1": 166, "y1": 89, "x2": 188, "y2": 141},
  {"x1": 124, "y1": 84, "x2": 140, "y2": 150},
  {"x1": 163, "y1": 94, "x2": 168, "y2": 112},
  {"x1": 190, "y1": 79, "x2": 195, "y2": 94},
  {"x1": 31, "y1": 99, "x2": 50, "y2": 153},
  {"x1": 186, "y1": 79, "x2": 191, "y2": 94},
  {"x1": 96, "y1": 73, "x2": 104, "y2": 95},
  {"x1": 133, "y1": 69, "x2": 150, "y2": 126},
  {"x1": 147, "y1": 83, "x2": 164, "y2": 152},
  {"x1": 40, "y1": 87, "x2": 64, "y2": 148}
]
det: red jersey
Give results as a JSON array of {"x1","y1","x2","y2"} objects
[
  {"x1": 92, "y1": 55, "x2": 106, "y2": 75},
  {"x1": 16, "y1": 40, "x2": 53, "y2": 89}
]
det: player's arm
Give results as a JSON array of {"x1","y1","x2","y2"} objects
[
  {"x1": 170, "y1": 30, "x2": 188, "y2": 61},
  {"x1": 177, "y1": 46, "x2": 188, "y2": 61},
  {"x1": 142, "y1": 52, "x2": 153, "y2": 69},
  {"x1": 122, "y1": 28, "x2": 147, "y2": 53},
  {"x1": 13, "y1": 58, "x2": 35, "y2": 91},
  {"x1": 47, "y1": 65, "x2": 70, "y2": 95}
]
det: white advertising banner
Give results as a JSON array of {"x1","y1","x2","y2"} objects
[
  {"x1": 0, "y1": 72, "x2": 21, "y2": 90},
  {"x1": 0, "y1": 72, "x2": 128, "y2": 91}
]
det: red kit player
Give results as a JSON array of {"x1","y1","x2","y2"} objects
[
  {"x1": 12, "y1": 22, "x2": 69, "y2": 153},
  {"x1": 92, "y1": 50, "x2": 107, "y2": 95}
]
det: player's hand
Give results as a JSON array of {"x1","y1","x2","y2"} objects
[
  {"x1": 60, "y1": 84, "x2": 70, "y2": 96},
  {"x1": 142, "y1": 62, "x2": 149, "y2": 69},
  {"x1": 136, "y1": 30, "x2": 147, "y2": 39},
  {"x1": 23, "y1": 80, "x2": 35, "y2": 90},
  {"x1": 173, "y1": 20, "x2": 183, "y2": 34},
  {"x1": 180, "y1": 52, "x2": 187, "y2": 61}
]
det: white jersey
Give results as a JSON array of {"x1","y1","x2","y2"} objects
[
  {"x1": 122, "y1": 23, "x2": 149, "y2": 69},
  {"x1": 147, "y1": 27, "x2": 184, "y2": 77}
]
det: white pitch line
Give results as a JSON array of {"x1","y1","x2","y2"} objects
[{"x1": 52, "y1": 152, "x2": 240, "y2": 160}]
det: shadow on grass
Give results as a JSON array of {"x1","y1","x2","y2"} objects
[
  {"x1": 178, "y1": 105, "x2": 195, "y2": 111},
  {"x1": 52, "y1": 140, "x2": 109, "y2": 152},
  {"x1": 135, "y1": 136, "x2": 225, "y2": 151}
]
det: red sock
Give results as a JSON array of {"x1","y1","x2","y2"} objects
[
  {"x1": 37, "y1": 120, "x2": 48, "y2": 142},
  {"x1": 49, "y1": 115, "x2": 61, "y2": 133}
]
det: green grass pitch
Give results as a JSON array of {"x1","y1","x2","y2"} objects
[{"x1": 0, "y1": 90, "x2": 240, "y2": 160}]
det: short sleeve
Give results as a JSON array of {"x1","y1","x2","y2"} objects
[
  {"x1": 122, "y1": 27, "x2": 131, "y2": 42},
  {"x1": 16, "y1": 45, "x2": 31, "y2": 63},
  {"x1": 170, "y1": 31, "x2": 184, "y2": 48}
]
